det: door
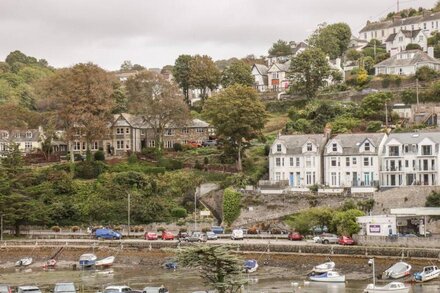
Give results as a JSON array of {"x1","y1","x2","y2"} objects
[
  {"x1": 364, "y1": 173, "x2": 370, "y2": 186},
  {"x1": 352, "y1": 172, "x2": 358, "y2": 187},
  {"x1": 289, "y1": 172, "x2": 294, "y2": 186}
]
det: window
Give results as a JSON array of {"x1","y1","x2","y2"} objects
[
  {"x1": 276, "y1": 158, "x2": 281, "y2": 167},
  {"x1": 148, "y1": 140, "x2": 155, "y2": 147},
  {"x1": 196, "y1": 128, "x2": 204, "y2": 133},
  {"x1": 422, "y1": 145, "x2": 432, "y2": 156},
  {"x1": 181, "y1": 128, "x2": 189, "y2": 134},
  {"x1": 296, "y1": 157, "x2": 300, "y2": 167},
  {"x1": 353, "y1": 157, "x2": 357, "y2": 165},
  {"x1": 125, "y1": 128, "x2": 130, "y2": 134},
  {"x1": 275, "y1": 172, "x2": 281, "y2": 181},
  {"x1": 306, "y1": 158, "x2": 312, "y2": 168},
  {"x1": 364, "y1": 157, "x2": 370, "y2": 166},
  {"x1": 306, "y1": 143, "x2": 312, "y2": 151},
  {"x1": 346, "y1": 157, "x2": 350, "y2": 167},
  {"x1": 141, "y1": 129, "x2": 145, "y2": 135},
  {"x1": 82, "y1": 142, "x2": 86, "y2": 150},
  {"x1": 424, "y1": 22, "x2": 427, "y2": 30},
  {"x1": 306, "y1": 172, "x2": 312, "y2": 185},
  {"x1": 92, "y1": 141, "x2": 98, "y2": 150},
  {"x1": 116, "y1": 128, "x2": 123, "y2": 134},
  {"x1": 25, "y1": 142, "x2": 32, "y2": 150},
  {"x1": 290, "y1": 157, "x2": 294, "y2": 166},
  {"x1": 26, "y1": 131, "x2": 32, "y2": 138},
  {"x1": 332, "y1": 143, "x2": 337, "y2": 152},
  {"x1": 74, "y1": 141, "x2": 80, "y2": 150},
  {"x1": 419, "y1": 36, "x2": 424, "y2": 42},
  {"x1": 331, "y1": 157, "x2": 337, "y2": 167},
  {"x1": 272, "y1": 72, "x2": 279, "y2": 79},
  {"x1": 0, "y1": 142, "x2": 5, "y2": 151},
  {"x1": 389, "y1": 146, "x2": 399, "y2": 156},
  {"x1": 0, "y1": 132, "x2": 8, "y2": 139},
  {"x1": 364, "y1": 142, "x2": 370, "y2": 151},
  {"x1": 15, "y1": 132, "x2": 20, "y2": 138},
  {"x1": 398, "y1": 36, "x2": 403, "y2": 42},
  {"x1": 331, "y1": 172, "x2": 337, "y2": 186},
  {"x1": 165, "y1": 129, "x2": 173, "y2": 136},
  {"x1": 165, "y1": 141, "x2": 173, "y2": 148},
  {"x1": 405, "y1": 160, "x2": 409, "y2": 168},
  {"x1": 277, "y1": 144, "x2": 282, "y2": 152},
  {"x1": 116, "y1": 140, "x2": 124, "y2": 149}
]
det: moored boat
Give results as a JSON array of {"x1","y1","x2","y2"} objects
[
  {"x1": 309, "y1": 271, "x2": 345, "y2": 283},
  {"x1": 15, "y1": 257, "x2": 32, "y2": 267},
  {"x1": 79, "y1": 253, "x2": 97, "y2": 268},
  {"x1": 312, "y1": 261, "x2": 335, "y2": 273},
  {"x1": 95, "y1": 256, "x2": 115, "y2": 267},
  {"x1": 382, "y1": 261, "x2": 411, "y2": 279},
  {"x1": 363, "y1": 282, "x2": 410, "y2": 293},
  {"x1": 43, "y1": 259, "x2": 57, "y2": 269},
  {"x1": 413, "y1": 265, "x2": 440, "y2": 282},
  {"x1": 244, "y1": 259, "x2": 258, "y2": 273}
]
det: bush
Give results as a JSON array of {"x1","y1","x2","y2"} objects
[
  {"x1": 74, "y1": 161, "x2": 106, "y2": 179},
  {"x1": 366, "y1": 121, "x2": 383, "y2": 132},
  {"x1": 194, "y1": 160, "x2": 203, "y2": 170},
  {"x1": 223, "y1": 188, "x2": 242, "y2": 226},
  {"x1": 71, "y1": 226, "x2": 80, "y2": 232},
  {"x1": 94, "y1": 150, "x2": 105, "y2": 161},
  {"x1": 179, "y1": 227, "x2": 188, "y2": 232},
  {"x1": 159, "y1": 158, "x2": 183, "y2": 170},
  {"x1": 405, "y1": 43, "x2": 422, "y2": 51},
  {"x1": 247, "y1": 227, "x2": 259, "y2": 234},
  {"x1": 416, "y1": 66, "x2": 439, "y2": 82},
  {"x1": 171, "y1": 207, "x2": 188, "y2": 219},
  {"x1": 109, "y1": 162, "x2": 166, "y2": 175},
  {"x1": 51, "y1": 226, "x2": 61, "y2": 232},
  {"x1": 203, "y1": 156, "x2": 209, "y2": 165},
  {"x1": 173, "y1": 143, "x2": 183, "y2": 152},
  {"x1": 201, "y1": 227, "x2": 210, "y2": 233},
  {"x1": 156, "y1": 226, "x2": 166, "y2": 232},
  {"x1": 128, "y1": 153, "x2": 138, "y2": 164}
]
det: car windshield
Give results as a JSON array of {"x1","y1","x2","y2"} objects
[
  {"x1": 104, "y1": 290, "x2": 121, "y2": 293},
  {"x1": 22, "y1": 290, "x2": 40, "y2": 293},
  {"x1": 55, "y1": 284, "x2": 75, "y2": 292}
]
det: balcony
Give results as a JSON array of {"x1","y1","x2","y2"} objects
[
  {"x1": 388, "y1": 152, "x2": 400, "y2": 157},
  {"x1": 383, "y1": 166, "x2": 402, "y2": 172}
]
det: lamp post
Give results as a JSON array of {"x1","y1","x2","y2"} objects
[
  {"x1": 0, "y1": 214, "x2": 3, "y2": 241},
  {"x1": 127, "y1": 192, "x2": 131, "y2": 238}
]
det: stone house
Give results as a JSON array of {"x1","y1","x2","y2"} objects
[{"x1": 0, "y1": 128, "x2": 44, "y2": 157}]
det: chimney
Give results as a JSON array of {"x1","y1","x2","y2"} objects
[
  {"x1": 428, "y1": 46, "x2": 435, "y2": 58},
  {"x1": 392, "y1": 15, "x2": 402, "y2": 23}
]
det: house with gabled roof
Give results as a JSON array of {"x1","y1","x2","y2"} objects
[
  {"x1": 385, "y1": 29, "x2": 428, "y2": 56},
  {"x1": 267, "y1": 61, "x2": 291, "y2": 92},
  {"x1": 374, "y1": 49, "x2": 440, "y2": 76},
  {"x1": 0, "y1": 128, "x2": 45, "y2": 157},
  {"x1": 251, "y1": 64, "x2": 268, "y2": 92}
]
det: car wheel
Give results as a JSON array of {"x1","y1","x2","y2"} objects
[{"x1": 323, "y1": 240, "x2": 329, "y2": 244}]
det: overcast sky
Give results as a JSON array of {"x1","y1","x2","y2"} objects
[{"x1": 0, "y1": 0, "x2": 437, "y2": 70}]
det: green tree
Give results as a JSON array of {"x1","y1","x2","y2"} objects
[
  {"x1": 360, "y1": 92, "x2": 392, "y2": 121},
  {"x1": 1, "y1": 143, "x2": 24, "y2": 176},
  {"x1": 308, "y1": 23, "x2": 351, "y2": 59},
  {"x1": 178, "y1": 245, "x2": 246, "y2": 293},
  {"x1": 189, "y1": 55, "x2": 221, "y2": 101},
  {"x1": 288, "y1": 48, "x2": 332, "y2": 99},
  {"x1": 331, "y1": 209, "x2": 364, "y2": 236},
  {"x1": 221, "y1": 60, "x2": 254, "y2": 88},
  {"x1": 331, "y1": 115, "x2": 361, "y2": 133},
  {"x1": 345, "y1": 49, "x2": 363, "y2": 61},
  {"x1": 223, "y1": 188, "x2": 241, "y2": 226},
  {"x1": 416, "y1": 66, "x2": 439, "y2": 82},
  {"x1": 173, "y1": 55, "x2": 192, "y2": 104},
  {"x1": 202, "y1": 85, "x2": 267, "y2": 171},
  {"x1": 268, "y1": 40, "x2": 292, "y2": 57},
  {"x1": 426, "y1": 191, "x2": 440, "y2": 207}
]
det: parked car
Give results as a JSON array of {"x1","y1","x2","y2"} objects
[
  {"x1": 338, "y1": 235, "x2": 355, "y2": 245},
  {"x1": 54, "y1": 283, "x2": 76, "y2": 293},
  {"x1": 144, "y1": 232, "x2": 158, "y2": 240},
  {"x1": 185, "y1": 232, "x2": 208, "y2": 242},
  {"x1": 103, "y1": 286, "x2": 132, "y2": 293},
  {"x1": 95, "y1": 228, "x2": 122, "y2": 240},
  {"x1": 186, "y1": 140, "x2": 202, "y2": 148},
  {"x1": 288, "y1": 232, "x2": 304, "y2": 241},
  {"x1": 177, "y1": 231, "x2": 189, "y2": 240},
  {"x1": 206, "y1": 231, "x2": 218, "y2": 240},
  {"x1": 311, "y1": 225, "x2": 328, "y2": 234},
  {"x1": 231, "y1": 229, "x2": 244, "y2": 240},
  {"x1": 161, "y1": 231, "x2": 174, "y2": 240},
  {"x1": 142, "y1": 286, "x2": 169, "y2": 293},
  {"x1": 314, "y1": 233, "x2": 339, "y2": 244},
  {"x1": 17, "y1": 287, "x2": 42, "y2": 293},
  {"x1": 211, "y1": 226, "x2": 224, "y2": 234},
  {"x1": 0, "y1": 285, "x2": 12, "y2": 293},
  {"x1": 202, "y1": 140, "x2": 217, "y2": 147}
]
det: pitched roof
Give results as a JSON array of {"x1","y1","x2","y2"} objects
[
  {"x1": 327, "y1": 133, "x2": 386, "y2": 155},
  {"x1": 292, "y1": 42, "x2": 308, "y2": 55},
  {"x1": 274, "y1": 134, "x2": 327, "y2": 155},
  {"x1": 383, "y1": 132, "x2": 440, "y2": 148},
  {"x1": 268, "y1": 60, "x2": 291, "y2": 73},
  {"x1": 360, "y1": 11, "x2": 440, "y2": 33},
  {"x1": 253, "y1": 64, "x2": 268, "y2": 75},
  {"x1": 387, "y1": 29, "x2": 422, "y2": 42},
  {"x1": 375, "y1": 50, "x2": 440, "y2": 68}
]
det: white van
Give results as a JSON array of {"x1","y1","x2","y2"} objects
[{"x1": 231, "y1": 229, "x2": 244, "y2": 240}]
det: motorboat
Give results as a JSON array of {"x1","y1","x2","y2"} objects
[
  {"x1": 382, "y1": 261, "x2": 411, "y2": 279},
  {"x1": 309, "y1": 271, "x2": 345, "y2": 283},
  {"x1": 312, "y1": 261, "x2": 335, "y2": 273},
  {"x1": 244, "y1": 259, "x2": 258, "y2": 273},
  {"x1": 413, "y1": 265, "x2": 440, "y2": 282},
  {"x1": 15, "y1": 257, "x2": 32, "y2": 267},
  {"x1": 95, "y1": 256, "x2": 115, "y2": 267},
  {"x1": 363, "y1": 282, "x2": 410, "y2": 293},
  {"x1": 79, "y1": 253, "x2": 97, "y2": 268}
]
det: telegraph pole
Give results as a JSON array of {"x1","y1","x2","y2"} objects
[
  {"x1": 397, "y1": 0, "x2": 400, "y2": 13},
  {"x1": 1, "y1": 214, "x2": 3, "y2": 241},
  {"x1": 416, "y1": 78, "x2": 420, "y2": 110},
  {"x1": 127, "y1": 192, "x2": 131, "y2": 238}
]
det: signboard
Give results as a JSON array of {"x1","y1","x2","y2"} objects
[
  {"x1": 369, "y1": 224, "x2": 381, "y2": 234},
  {"x1": 200, "y1": 210, "x2": 211, "y2": 217}
]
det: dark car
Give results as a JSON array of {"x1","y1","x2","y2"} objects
[
  {"x1": 211, "y1": 226, "x2": 224, "y2": 234},
  {"x1": 177, "y1": 231, "x2": 189, "y2": 240},
  {"x1": 288, "y1": 232, "x2": 304, "y2": 241},
  {"x1": 202, "y1": 140, "x2": 217, "y2": 147}
]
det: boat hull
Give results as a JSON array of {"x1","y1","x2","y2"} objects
[
  {"x1": 364, "y1": 284, "x2": 410, "y2": 293},
  {"x1": 15, "y1": 257, "x2": 32, "y2": 267},
  {"x1": 95, "y1": 256, "x2": 115, "y2": 267},
  {"x1": 79, "y1": 254, "x2": 97, "y2": 268}
]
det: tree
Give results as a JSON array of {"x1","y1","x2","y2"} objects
[
  {"x1": 126, "y1": 71, "x2": 190, "y2": 151},
  {"x1": 345, "y1": 49, "x2": 363, "y2": 61},
  {"x1": 406, "y1": 43, "x2": 422, "y2": 51},
  {"x1": 221, "y1": 60, "x2": 254, "y2": 88},
  {"x1": 189, "y1": 55, "x2": 221, "y2": 101},
  {"x1": 38, "y1": 63, "x2": 115, "y2": 162},
  {"x1": 178, "y1": 245, "x2": 246, "y2": 293},
  {"x1": 288, "y1": 48, "x2": 332, "y2": 99},
  {"x1": 202, "y1": 85, "x2": 267, "y2": 171},
  {"x1": 223, "y1": 188, "x2": 241, "y2": 226},
  {"x1": 268, "y1": 40, "x2": 292, "y2": 57},
  {"x1": 120, "y1": 60, "x2": 133, "y2": 72},
  {"x1": 331, "y1": 209, "x2": 364, "y2": 236},
  {"x1": 360, "y1": 92, "x2": 392, "y2": 121},
  {"x1": 426, "y1": 191, "x2": 440, "y2": 207},
  {"x1": 308, "y1": 23, "x2": 351, "y2": 59},
  {"x1": 173, "y1": 55, "x2": 192, "y2": 104}
]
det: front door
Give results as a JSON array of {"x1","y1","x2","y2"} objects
[
  {"x1": 352, "y1": 172, "x2": 358, "y2": 187},
  {"x1": 289, "y1": 172, "x2": 294, "y2": 186},
  {"x1": 364, "y1": 173, "x2": 370, "y2": 186}
]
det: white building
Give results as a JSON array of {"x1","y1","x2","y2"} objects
[
  {"x1": 0, "y1": 128, "x2": 45, "y2": 157},
  {"x1": 251, "y1": 64, "x2": 268, "y2": 92},
  {"x1": 267, "y1": 61, "x2": 291, "y2": 92},
  {"x1": 385, "y1": 29, "x2": 428, "y2": 56},
  {"x1": 359, "y1": 11, "x2": 440, "y2": 43},
  {"x1": 357, "y1": 215, "x2": 397, "y2": 236},
  {"x1": 269, "y1": 134, "x2": 328, "y2": 188},
  {"x1": 380, "y1": 132, "x2": 440, "y2": 187},
  {"x1": 374, "y1": 49, "x2": 440, "y2": 76},
  {"x1": 324, "y1": 133, "x2": 387, "y2": 188}
]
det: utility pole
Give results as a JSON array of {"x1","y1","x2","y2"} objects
[
  {"x1": 194, "y1": 188, "x2": 198, "y2": 232},
  {"x1": 1, "y1": 214, "x2": 3, "y2": 241},
  {"x1": 416, "y1": 78, "x2": 420, "y2": 109},
  {"x1": 397, "y1": 0, "x2": 400, "y2": 13},
  {"x1": 385, "y1": 102, "x2": 389, "y2": 128},
  {"x1": 127, "y1": 192, "x2": 131, "y2": 238}
]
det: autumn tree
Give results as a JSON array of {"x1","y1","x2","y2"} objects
[
  {"x1": 126, "y1": 71, "x2": 190, "y2": 151},
  {"x1": 221, "y1": 60, "x2": 254, "y2": 88},
  {"x1": 308, "y1": 23, "x2": 352, "y2": 59},
  {"x1": 203, "y1": 85, "x2": 266, "y2": 171},
  {"x1": 173, "y1": 54, "x2": 192, "y2": 104},
  {"x1": 38, "y1": 63, "x2": 115, "y2": 162},
  {"x1": 189, "y1": 55, "x2": 221, "y2": 101},
  {"x1": 288, "y1": 48, "x2": 331, "y2": 99},
  {"x1": 268, "y1": 40, "x2": 292, "y2": 56}
]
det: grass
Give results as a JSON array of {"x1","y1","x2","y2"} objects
[{"x1": 263, "y1": 113, "x2": 289, "y2": 136}]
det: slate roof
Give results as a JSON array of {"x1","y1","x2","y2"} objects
[
  {"x1": 268, "y1": 60, "x2": 291, "y2": 73},
  {"x1": 385, "y1": 29, "x2": 422, "y2": 42},
  {"x1": 375, "y1": 50, "x2": 440, "y2": 68},
  {"x1": 0, "y1": 129, "x2": 42, "y2": 142},
  {"x1": 274, "y1": 134, "x2": 327, "y2": 155},
  {"x1": 253, "y1": 64, "x2": 268, "y2": 75},
  {"x1": 292, "y1": 42, "x2": 308, "y2": 55},
  {"x1": 360, "y1": 11, "x2": 440, "y2": 33},
  {"x1": 384, "y1": 131, "x2": 440, "y2": 145},
  {"x1": 113, "y1": 113, "x2": 210, "y2": 129},
  {"x1": 326, "y1": 133, "x2": 386, "y2": 156}
]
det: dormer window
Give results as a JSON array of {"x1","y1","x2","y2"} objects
[
  {"x1": 15, "y1": 133, "x2": 20, "y2": 138},
  {"x1": 306, "y1": 143, "x2": 312, "y2": 151},
  {"x1": 26, "y1": 131, "x2": 32, "y2": 139},
  {"x1": 276, "y1": 144, "x2": 282, "y2": 152},
  {"x1": 0, "y1": 132, "x2": 7, "y2": 139},
  {"x1": 364, "y1": 142, "x2": 370, "y2": 151},
  {"x1": 332, "y1": 143, "x2": 337, "y2": 152}
]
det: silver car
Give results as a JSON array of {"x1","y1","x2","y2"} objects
[
  {"x1": 17, "y1": 287, "x2": 41, "y2": 293},
  {"x1": 206, "y1": 231, "x2": 218, "y2": 240},
  {"x1": 54, "y1": 283, "x2": 76, "y2": 293},
  {"x1": 315, "y1": 233, "x2": 339, "y2": 244}
]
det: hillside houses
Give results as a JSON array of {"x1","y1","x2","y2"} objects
[
  {"x1": 385, "y1": 29, "x2": 428, "y2": 56},
  {"x1": 374, "y1": 49, "x2": 440, "y2": 75},
  {"x1": 0, "y1": 128, "x2": 45, "y2": 157}
]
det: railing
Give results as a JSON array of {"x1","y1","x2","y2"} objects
[{"x1": 258, "y1": 180, "x2": 289, "y2": 188}]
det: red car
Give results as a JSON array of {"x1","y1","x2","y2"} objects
[
  {"x1": 186, "y1": 140, "x2": 202, "y2": 148},
  {"x1": 338, "y1": 235, "x2": 355, "y2": 245},
  {"x1": 161, "y1": 231, "x2": 175, "y2": 240},
  {"x1": 288, "y1": 232, "x2": 304, "y2": 241},
  {"x1": 144, "y1": 232, "x2": 158, "y2": 240}
]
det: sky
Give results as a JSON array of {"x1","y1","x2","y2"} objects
[{"x1": 0, "y1": 0, "x2": 438, "y2": 70}]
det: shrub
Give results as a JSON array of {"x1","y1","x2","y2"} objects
[
  {"x1": 71, "y1": 226, "x2": 80, "y2": 232},
  {"x1": 128, "y1": 153, "x2": 138, "y2": 164},
  {"x1": 176, "y1": 220, "x2": 186, "y2": 226},
  {"x1": 51, "y1": 226, "x2": 61, "y2": 232},
  {"x1": 264, "y1": 144, "x2": 270, "y2": 156},
  {"x1": 270, "y1": 228, "x2": 282, "y2": 234},
  {"x1": 194, "y1": 160, "x2": 203, "y2": 170},
  {"x1": 201, "y1": 227, "x2": 209, "y2": 233},
  {"x1": 223, "y1": 188, "x2": 242, "y2": 226},
  {"x1": 159, "y1": 158, "x2": 183, "y2": 170},
  {"x1": 74, "y1": 161, "x2": 106, "y2": 179},
  {"x1": 405, "y1": 43, "x2": 422, "y2": 51},
  {"x1": 94, "y1": 150, "x2": 105, "y2": 161},
  {"x1": 156, "y1": 226, "x2": 166, "y2": 232},
  {"x1": 203, "y1": 156, "x2": 209, "y2": 165},
  {"x1": 247, "y1": 227, "x2": 258, "y2": 234},
  {"x1": 416, "y1": 66, "x2": 439, "y2": 82},
  {"x1": 173, "y1": 143, "x2": 183, "y2": 152},
  {"x1": 179, "y1": 227, "x2": 188, "y2": 232},
  {"x1": 171, "y1": 207, "x2": 188, "y2": 219}
]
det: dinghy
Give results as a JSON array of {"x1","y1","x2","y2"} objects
[
  {"x1": 363, "y1": 282, "x2": 410, "y2": 293},
  {"x1": 79, "y1": 253, "x2": 97, "y2": 268},
  {"x1": 312, "y1": 261, "x2": 335, "y2": 273},
  {"x1": 95, "y1": 256, "x2": 115, "y2": 267},
  {"x1": 413, "y1": 265, "x2": 440, "y2": 282},
  {"x1": 309, "y1": 271, "x2": 345, "y2": 283},
  {"x1": 244, "y1": 259, "x2": 259, "y2": 273},
  {"x1": 382, "y1": 261, "x2": 411, "y2": 279},
  {"x1": 15, "y1": 257, "x2": 32, "y2": 267},
  {"x1": 43, "y1": 259, "x2": 57, "y2": 269}
]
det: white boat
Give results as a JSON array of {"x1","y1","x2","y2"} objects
[
  {"x1": 309, "y1": 271, "x2": 345, "y2": 283},
  {"x1": 79, "y1": 253, "x2": 97, "y2": 268},
  {"x1": 95, "y1": 256, "x2": 115, "y2": 267},
  {"x1": 312, "y1": 261, "x2": 335, "y2": 273},
  {"x1": 363, "y1": 282, "x2": 410, "y2": 293},
  {"x1": 413, "y1": 265, "x2": 440, "y2": 282},
  {"x1": 15, "y1": 257, "x2": 32, "y2": 267},
  {"x1": 382, "y1": 261, "x2": 412, "y2": 279},
  {"x1": 243, "y1": 259, "x2": 258, "y2": 273}
]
